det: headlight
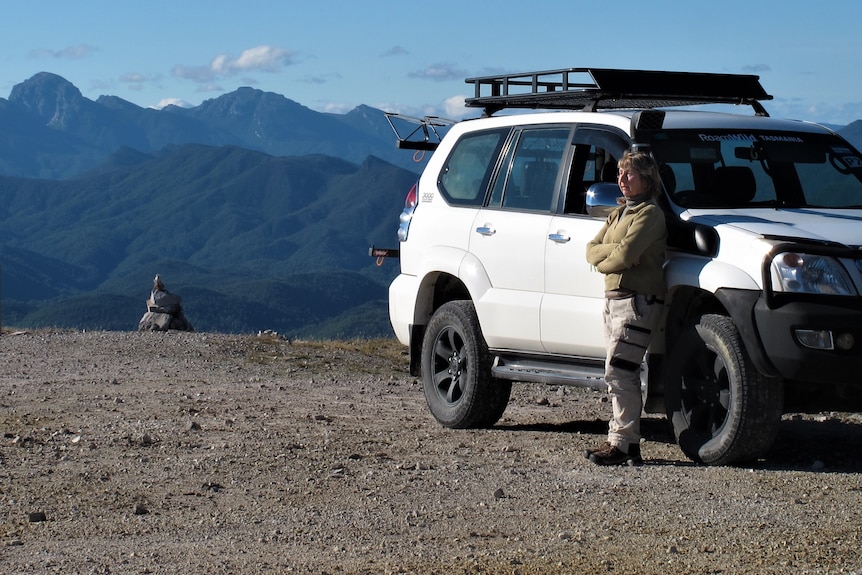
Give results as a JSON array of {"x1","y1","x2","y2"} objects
[{"x1": 770, "y1": 252, "x2": 857, "y2": 295}]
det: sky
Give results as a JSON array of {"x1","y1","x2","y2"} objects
[{"x1": 2, "y1": 0, "x2": 862, "y2": 126}]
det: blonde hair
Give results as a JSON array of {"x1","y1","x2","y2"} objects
[{"x1": 618, "y1": 150, "x2": 663, "y2": 198}]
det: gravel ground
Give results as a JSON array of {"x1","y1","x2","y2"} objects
[{"x1": 0, "y1": 330, "x2": 861, "y2": 575}]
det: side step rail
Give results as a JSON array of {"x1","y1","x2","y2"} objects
[{"x1": 491, "y1": 356, "x2": 606, "y2": 390}]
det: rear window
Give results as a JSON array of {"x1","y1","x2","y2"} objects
[{"x1": 438, "y1": 128, "x2": 508, "y2": 206}]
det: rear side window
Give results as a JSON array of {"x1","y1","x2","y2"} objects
[{"x1": 438, "y1": 128, "x2": 508, "y2": 206}]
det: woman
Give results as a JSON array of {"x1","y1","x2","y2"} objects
[{"x1": 584, "y1": 149, "x2": 667, "y2": 466}]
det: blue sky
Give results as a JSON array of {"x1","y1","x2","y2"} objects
[{"x1": 3, "y1": 0, "x2": 861, "y2": 125}]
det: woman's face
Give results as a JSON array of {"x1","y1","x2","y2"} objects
[{"x1": 618, "y1": 167, "x2": 645, "y2": 198}]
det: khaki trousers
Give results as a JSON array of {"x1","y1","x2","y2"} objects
[{"x1": 603, "y1": 294, "x2": 663, "y2": 451}]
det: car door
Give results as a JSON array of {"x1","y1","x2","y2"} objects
[
  {"x1": 541, "y1": 128, "x2": 629, "y2": 357},
  {"x1": 468, "y1": 126, "x2": 571, "y2": 351}
]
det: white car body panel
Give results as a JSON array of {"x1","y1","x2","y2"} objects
[
  {"x1": 541, "y1": 214, "x2": 607, "y2": 356},
  {"x1": 679, "y1": 208, "x2": 862, "y2": 293},
  {"x1": 467, "y1": 209, "x2": 550, "y2": 351},
  {"x1": 684, "y1": 208, "x2": 862, "y2": 247}
]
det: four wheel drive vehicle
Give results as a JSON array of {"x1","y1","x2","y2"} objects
[{"x1": 381, "y1": 68, "x2": 862, "y2": 465}]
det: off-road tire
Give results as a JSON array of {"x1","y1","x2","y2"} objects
[
  {"x1": 665, "y1": 314, "x2": 783, "y2": 465},
  {"x1": 421, "y1": 301, "x2": 511, "y2": 428}
]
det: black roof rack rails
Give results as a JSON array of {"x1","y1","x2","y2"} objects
[
  {"x1": 385, "y1": 113, "x2": 456, "y2": 151},
  {"x1": 465, "y1": 67, "x2": 773, "y2": 117}
]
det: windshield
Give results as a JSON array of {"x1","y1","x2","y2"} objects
[{"x1": 650, "y1": 130, "x2": 862, "y2": 209}]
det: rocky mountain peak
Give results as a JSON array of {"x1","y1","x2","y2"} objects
[{"x1": 9, "y1": 71, "x2": 87, "y2": 128}]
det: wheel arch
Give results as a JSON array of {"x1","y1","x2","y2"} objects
[
  {"x1": 646, "y1": 282, "x2": 779, "y2": 413},
  {"x1": 665, "y1": 254, "x2": 761, "y2": 294},
  {"x1": 407, "y1": 271, "x2": 474, "y2": 376},
  {"x1": 645, "y1": 285, "x2": 730, "y2": 413},
  {"x1": 406, "y1": 250, "x2": 492, "y2": 376},
  {"x1": 410, "y1": 248, "x2": 491, "y2": 324}
]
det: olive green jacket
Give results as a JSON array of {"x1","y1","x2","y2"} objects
[{"x1": 585, "y1": 200, "x2": 667, "y2": 296}]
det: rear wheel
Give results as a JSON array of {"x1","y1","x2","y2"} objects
[
  {"x1": 421, "y1": 301, "x2": 511, "y2": 428},
  {"x1": 665, "y1": 314, "x2": 783, "y2": 465}
]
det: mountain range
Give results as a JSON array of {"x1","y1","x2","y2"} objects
[
  {"x1": 2, "y1": 72, "x2": 862, "y2": 337},
  {"x1": 0, "y1": 72, "x2": 430, "y2": 180},
  {"x1": 0, "y1": 73, "x2": 426, "y2": 337}
]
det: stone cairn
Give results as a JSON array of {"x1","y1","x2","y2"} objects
[{"x1": 137, "y1": 275, "x2": 194, "y2": 332}]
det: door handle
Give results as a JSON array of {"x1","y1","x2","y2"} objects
[
  {"x1": 548, "y1": 232, "x2": 571, "y2": 243},
  {"x1": 476, "y1": 225, "x2": 496, "y2": 236}
]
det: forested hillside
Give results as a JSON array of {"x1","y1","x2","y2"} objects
[{"x1": 1, "y1": 145, "x2": 415, "y2": 336}]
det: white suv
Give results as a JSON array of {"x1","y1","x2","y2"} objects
[{"x1": 383, "y1": 68, "x2": 862, "y2": 465}]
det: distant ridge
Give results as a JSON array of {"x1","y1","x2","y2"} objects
[{"x1": 0, "y1": 72, "x2": 424, "y2": 179}]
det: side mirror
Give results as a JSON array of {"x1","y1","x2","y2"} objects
[{"x1": 585, "y1": 183, "x2": 623, "y2": 218}]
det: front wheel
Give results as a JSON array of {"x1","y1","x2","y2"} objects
[
  {"x1": 421, "y1": 301, "x2": 511, "y2": 429},
  {"x1": 664, "y1": 314, "x2": 783, "y2": 465}
]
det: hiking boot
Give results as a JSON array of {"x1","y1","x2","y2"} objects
[{"x1": 584, "y1": 442, "x2": 642, "y2": 466}]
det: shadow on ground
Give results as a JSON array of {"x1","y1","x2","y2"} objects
[
  {"x1": 764, "y1": 416, "x2": 862, "y2": 473},
  {"x1": 496, "y1": 415, "x2": 862, "y2": 472}
]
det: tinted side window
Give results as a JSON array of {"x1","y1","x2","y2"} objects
[
  {"x1": 563, "y1": 127, "x2": 629, "y2": 215},
  {"x1": 490, "y1": 127, "x2": 570, "y2": 211},
  {"x1": 438, "y1": 128, "x2": 508, "y2": 206}
]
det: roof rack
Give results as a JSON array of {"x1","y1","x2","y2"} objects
[{"x1": 465, "y1": 67, "x2": 773, "y2": 117}]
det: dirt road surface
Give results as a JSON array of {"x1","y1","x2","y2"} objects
[{"x1": 1, "y1": 330, "x2": 860, "y2": 574}]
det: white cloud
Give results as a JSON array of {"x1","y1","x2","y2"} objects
[
  {"x1": 120, "y1": 73, "x2": 149, "y2": 84},
  {"x1": 360, "y1": 95, "x2": 471, "y2": 122},
  {"x1": 172, "y1": 64, "x2": 216, "y2": 83},
  {"x1": 232, "y1": 45, "x2": 294, "y2": 72},
  {"x1": 151, "y1": 98, "x2": 192, "y2": 110},
  {"x1": 382, "y1": 45, "x2": 409, "y2": 57},
  {"x1": 443, "y1": 95, "x2": 471, "y2": 119},
  {"x1": 408, "y1": 63, "x2": 467, "y2": 82},
  {"x1": 317, "y1": 101, "x2": 355, "y2": 114},
  {"x1": 768, "y1": 96, "x2": 862, "y2": 126},
  {"x1": 194, "y1": 83, "x2": 225, "y2": 94},
  {"x1": 28, "y1": 44, "x2": 97, "y2": 60},
  {"x1": 174, "y1": 45, "x2": 296, "y2": 84},
  {"x1": 742, "y1": 64, "x2": 772, "y2": 74},
  {"x1": 120, "y1": 72, "x2": 163, "y2": 87},
  {"x1": 300, "y1": 72, "x2": 341, "y2": 86}
]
